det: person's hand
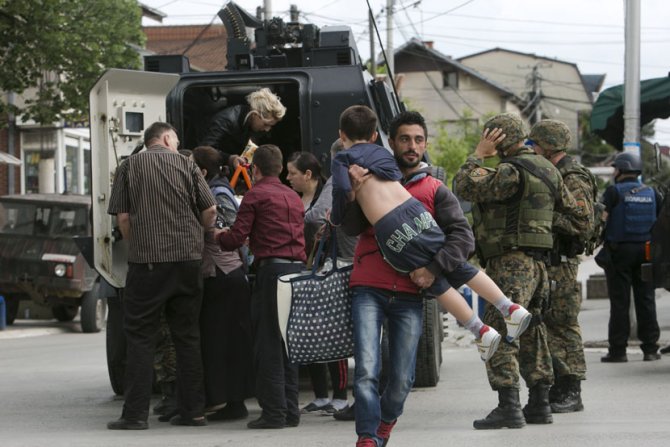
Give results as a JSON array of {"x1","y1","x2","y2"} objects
[
  {"x1": 229, "y1": 154, "x2": 247, "y2": 169},
  {"x1": 349, "y1": 164, "x2": 370, "y2": 192},
  {"x1": 475, "y1": 127, "x2": 505, "y2": 159},
  {"x1": 409, "y1": 267, "x2": 435, "y2": 289}
]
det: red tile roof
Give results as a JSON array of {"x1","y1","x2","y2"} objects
[{"x1": 143, "y1": 25, "x2": 229, "y2": 72}]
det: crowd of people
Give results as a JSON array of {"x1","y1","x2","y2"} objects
[{"x1": 104, "y1": 89, "x2": 663, "y2": 447}]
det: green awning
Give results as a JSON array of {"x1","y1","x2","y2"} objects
[{"x1": 590, "y1": 76, "x2": 670, "y2": 150}]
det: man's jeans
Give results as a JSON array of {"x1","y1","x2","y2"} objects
[{"x1": 352, "y1": 287, "x2": 423, "y2": 444}]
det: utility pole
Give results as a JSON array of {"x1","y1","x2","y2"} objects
[
  {"x1": 623, "y1": 0, "x2": 641, "y2": 156},
  {"x1": 521, "y1": 62, "x2": 551, "y2": 125},
  {"x1": 386, "y1": 0, "x2": 394, "y2": 78},
  {"x1": 264, "y1": 0, "x2": 272, "y2": 20},
  {"x1": 369, "y1": 10, "x2": 376, "y2": 78}
]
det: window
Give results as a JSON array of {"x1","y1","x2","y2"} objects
[{"x1": 443, "y1": 71, "x2": 458, "y2": 89}]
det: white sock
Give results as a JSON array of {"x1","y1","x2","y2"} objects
[
  {"x1": 493, "y1": 296, "x2": 513, "y2": 317},
  {"x1": 463, "y1": 314, "x2": 485, "y2": 338},
  {"x1": 330, "y1": 399, "x2": 348, "y2": 410}
]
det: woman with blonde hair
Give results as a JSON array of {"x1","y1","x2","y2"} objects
[{"x1": 201, "y1": 87, "x2": 286, "y2": 169}]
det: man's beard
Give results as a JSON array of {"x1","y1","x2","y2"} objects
[{"x1": 395, "y1": 152, "x2": 421, "y2": 168}]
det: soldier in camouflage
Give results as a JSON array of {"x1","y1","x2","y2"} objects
[
  {"x1": 528, "y1": 120, "x2": 596, "y2": 414},
  {"x1": 453, "y1": 113, "x2": 589, "y2": 430}
]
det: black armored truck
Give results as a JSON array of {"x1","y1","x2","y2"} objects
[{"x1": 89, "y1": 2, "x2": 444, "y2": 394}]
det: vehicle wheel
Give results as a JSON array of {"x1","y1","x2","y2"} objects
[
  {"x1": 52, "y1": 304, "x2": 78, "y2": 322},
  {"x1": 106, "y1": 297, "x2": 126, "y2": 396},
  {"x1": 80, "y1": 281, "x2": 106, "y2": 333},
  {"x1": 4, "y1": 295, "x2": 20, "y2": 325},
  {"x1": 413, "y1": 299, "x2": 442, "y2": 388}
]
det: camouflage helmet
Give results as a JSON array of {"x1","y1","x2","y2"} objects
[
  {"x1": 483, "y1": 113, "x2": 526, "y2": 152},
  {"x1": 529, "y1": 119, "x2": 571, "y2": 153}
]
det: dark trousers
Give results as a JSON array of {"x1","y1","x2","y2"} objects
[
  {"x1": 201, "y1": 266, "x2": 254, "y2": 406},
  {"x1": 122, "y1": 261, "x2": 204, "y2": 421},
  {"x1": 252, "y1": 261, "x2": 305, "y2": 424},
  {"x1": 604, "y1": 242, "x2": 660, "y2": 355},
  {"x1": 307, "y1": 359, "x2": 349, "y2": 401}
]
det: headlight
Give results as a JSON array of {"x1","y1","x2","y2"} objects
[{"x1": 54, "y1": 264, "x2": 67, "y2": 277}]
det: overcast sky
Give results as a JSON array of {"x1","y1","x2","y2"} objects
[{"x1": 141, "y1": 0, "x2": 670, "y2": 143}]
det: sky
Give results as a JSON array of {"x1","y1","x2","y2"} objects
[{"x1": 140, "y1": 0, "x2": 670, "y2": 144}]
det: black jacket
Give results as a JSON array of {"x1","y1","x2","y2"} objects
[{"x1": 200, "y1": 104, "x2": 252, "y2": 162}]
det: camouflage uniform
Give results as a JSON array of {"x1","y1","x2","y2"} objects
[
  {"x1": 529, "y1": 120, "x2": 596, "y2": 412},
  {"x1": 454, "y1": 113, "x2": 588, "y2": 428}
]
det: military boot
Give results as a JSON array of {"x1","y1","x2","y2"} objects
[
  {"x1": 153, "y1": 380, "x2": 177, "y2": 416},
  {"x1": 550, "y1": 377, "x2": 584, "y2": 413},
  {"x1": 523, "y1": 383, "x2": 553, "y2": 424},
  {"x1": 473, "y1": 388, "x2": 526, "y2": 430},
  {"x1": 548, "y1": 376, "x2": 567, "y2": 404}
]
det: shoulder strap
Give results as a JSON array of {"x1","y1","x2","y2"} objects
[
  {"x1": 504, "y1": 157, "x2": 560, "y2": 201},
  {"x1": 211, "y1": 184, "x2": 239, "y2": 211}
]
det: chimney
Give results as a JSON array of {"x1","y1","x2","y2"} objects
[{"x1": 423, "y1": 41, "x2": 434, "y2": 49}]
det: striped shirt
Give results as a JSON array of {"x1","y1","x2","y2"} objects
[{"x1": 107, "y1": 145, "x2": 216, "y2": 263}]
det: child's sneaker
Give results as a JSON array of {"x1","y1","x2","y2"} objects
[
  {"x1": 376, "y1": 419, "x2": 397, "y2": 447},
  {"x1": 504, "y1": 304, "x2": 532, "y2": 342},
  {"x1": 476, "y1": 325, "x2": 501, "y2": 361}
]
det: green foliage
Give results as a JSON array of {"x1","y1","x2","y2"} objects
[
  {"x1": 0, "y1": 0, "x2": 145, "y2": 126},
  {"x1": 429, "y1": 111, "x2": 487, "y2": 183},
  {"x1": 577, "y1": 110, "x2": 616, "y2": 166}
]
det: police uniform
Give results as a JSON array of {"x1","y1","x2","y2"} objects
[
  {"x1": 602, "y1": 175, "x2": 661, "y2": 361},
  {"x1": 453, "y1": 113, "x2": 588, "y2": 429}
]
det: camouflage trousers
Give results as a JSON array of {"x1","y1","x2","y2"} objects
[
  {"x1": 544, "y1": 260, "x2": 587, "y2": 380},
  {"x1": 483, "y1": 251, "x2": 553, "y2": 390},
  {"x1": 154, "y1": 311, "x2": 177, "y2": 384}
]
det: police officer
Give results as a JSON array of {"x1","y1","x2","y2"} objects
[
  {"x1": 601, "y1": 152, "x2": 662, "y2": 363},
  {"x1": 528, "y1": 120, "x2": 597, "y2": 413},
  {"x1": 454, "y1": 113, "x2": 588, "y2": 430}
]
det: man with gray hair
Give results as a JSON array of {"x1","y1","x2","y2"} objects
[{"x1": 454, "y1": 113, "x2": 588, "y2": 429}]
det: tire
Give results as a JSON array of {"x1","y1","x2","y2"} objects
[
  {"x1": 80, "y1": 281, "x2": 107, "y2": 333},
  {"x1": 52, "y1": 304, "x2": 78, "y2": 322},
  {"x1": 4, "y1": 295, "x2": 20, "y2": 325},
  {"x1": 413, "y1": 299, "x2": 443, "y2": 388},
  {"x1": 106, "y1": 297, "x2": 126, "y2": 396}
]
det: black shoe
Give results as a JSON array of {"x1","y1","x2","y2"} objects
[
  {"x1": 601, "y1": 353, "x2": 628, "y2": 363},
  {"x1": 333, "y1": 404, "x2": 355, "y2": 421},
  {"x1": 247, "y1": 417, "x2": 285, "y2": 429},
  {"x1": 286, "y1": 417, "x2": 300, "y2": 427},
  {"x1": 157, "y1": 407, "x2": 180, "y2": 422},
  {"x1": 207, "y1": 402, "x2": 249, "y2": 421},
  {"x1": 643, "y1": 352, "x2": 661, "y2": 361},
  {"x1": 169, "y1": 415, "x2": 207, "y2": 426},
  {"x1": 473, "y1": 388, "x2": 526, "y2": 430},
  {"x1": 107, "y1": 418, "x2": 148, "y2": 430},
  {"x1": 660, "y1": 345, "x2": 670, "y2": 355}
]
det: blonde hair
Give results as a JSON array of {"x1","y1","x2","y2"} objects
[{"x1": 246, "y1": 88, "x2": 286, "y2": 122}]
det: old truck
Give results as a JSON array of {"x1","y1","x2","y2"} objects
[
  {"x1": 89, "y1": 1, "x2": 444, "y2": 394},
  {"x1": 0, "y1": 193, "x2": 106, "y2": 332}
]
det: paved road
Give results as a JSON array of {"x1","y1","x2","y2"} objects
[{"x1": 1, "y1": 259, "x2": 669, "y2": 447}]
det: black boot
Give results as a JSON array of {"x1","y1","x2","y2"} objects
[
  {"x1": 548, "y1": 376, "x2": 566, "y2": 404},
  {"x1": 550, "y1": 377, "x2": 584, "y2": 413},
  {"x1": 473, "y1": 388, "x2": 526, "y2": 430},
  {"x1": 523, "y1": 383, "x2": 553, "y2": 424},
  {"x1": 153, "y1": 381, "x2": 177, "y2": 416}
]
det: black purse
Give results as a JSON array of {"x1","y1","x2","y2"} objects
[{"x1": 277, "y1": 227, "x2": 354, "y2": 364}]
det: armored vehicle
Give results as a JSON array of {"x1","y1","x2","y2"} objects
[{"x1": 89, "y1": 2, "x2": 444, "y2": 393}]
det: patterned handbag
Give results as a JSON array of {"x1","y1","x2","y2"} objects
[{"x1": 277, "y1": 228, "x2": 354, "y2": 364}]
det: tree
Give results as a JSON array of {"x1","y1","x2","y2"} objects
[{"x1": 0, "y1": 0, "x2": 145, "y2": 126}]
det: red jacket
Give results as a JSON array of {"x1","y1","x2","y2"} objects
[{"x1": 348, "y1": 167, "x2": 474, "y2": 296}]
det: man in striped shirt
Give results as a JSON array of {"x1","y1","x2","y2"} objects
[{"x1": 107, "y1": 122, "x2": 217, "y2": 430}]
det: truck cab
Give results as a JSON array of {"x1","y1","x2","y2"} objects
[{"x1": 89, "y1": 2, "x2": 443, "y2": 393}]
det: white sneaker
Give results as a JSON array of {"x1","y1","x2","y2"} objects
[
  {"x1": 476, "y1": 325, "x2": 501, "y2": 362},
  {"x1": 504, "y1": 304, "x2": 532, "y2": 342}
]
